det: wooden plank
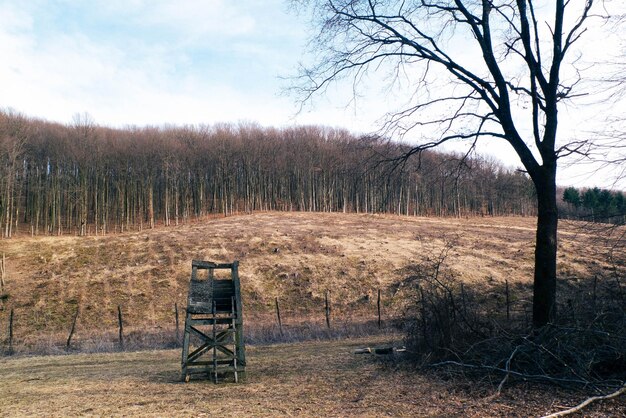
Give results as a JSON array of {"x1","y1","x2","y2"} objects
[
  {"x1": 187, "y1": 317, "x2": 236, "y2": 325},
  {"x1": 214, "y1": 345, "x2": 235, "y2": 358},
  {"x1": 188, "y1": 360, "x2": 235, "y2": 366},
  {"x1": 189, "y1": 325, "x2": 211, "y2": 341},
  {"x1": 187, "y1": 342, "x2": 212, "y2": 363},
  {"x1": 191, "y1": 260, "x2": 234, "y2": 270},
  {"x1": 232, "y1": 260, "x2": 246, "y2": 370},
  {"x1": 188, "y1": 305, "x2": 234, "y2": 314},
  {"x1": 191, "y1": 260, "x2": 217, "y2": 269},
  {"x1": 212, "y1": 263, "x2": 236, "y2": 269},
  {"x1": 181, "y1": 312, "x2": 192, "y2": 380}
]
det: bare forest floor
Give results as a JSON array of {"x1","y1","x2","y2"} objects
[
  {"x1": 0, "y1": 212, "x2": 624, "y2": 351},
  {"x1": 1, "y1": 336, "x2": 624, "y2": 417}
]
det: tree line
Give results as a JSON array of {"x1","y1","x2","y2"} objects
[
  {"x1": 0, "y1": 110, "x2": 536, "y2": 237},
  {"x1": 561, "y1": 186, "x2": 625, "y2": 224}
]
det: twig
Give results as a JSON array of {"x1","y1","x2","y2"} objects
[
  {"x1": 540, "y1": 383, "x2": 626, "y2": 418},
  {"x1": 522, "y1": 334, "x2": 597, "y2": 392},
  {"x1": 491, "y1": 346, "x2": 520, "y2": 398},
  {"x1": 429, "y1": 360, "x2": 591, "y2": 386}
]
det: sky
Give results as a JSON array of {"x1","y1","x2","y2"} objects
[{"x1": 0, "y1": 0, "x2": 624, "y2": 189}]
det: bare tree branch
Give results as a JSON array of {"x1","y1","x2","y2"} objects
[{"x1": 540, "y1": 382, "x2": 626, "y2": 418}]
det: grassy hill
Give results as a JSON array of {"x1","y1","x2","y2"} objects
[{"x1": 0, "y1": 212, "x2": 623, "y2": 351}]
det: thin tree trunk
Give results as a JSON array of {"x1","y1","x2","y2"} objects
[
  {"x1": 4, "y1": 172, "x2": 12, "y2": 238},
  {"x1": 165, "y1": 177, "x2": 170, "y2": 226},
  {"x1": 94, "y1": 176, "x2": 99, "y2": 236},
  {"x1": 1, "y1": 253, "x2": 6, "y2": 288},
  {"x1": 148, "y1": 182, "x2": 154, "y2": 229}
]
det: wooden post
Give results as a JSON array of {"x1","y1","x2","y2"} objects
[
  {"x1": 505, "y1": 280, "x2": 510, "y2": 321},
  {"x1": 460, "y1": 283, "x2": 467, "y2": 318},
  {"x1": 324, "y1": 291, "x2": 331, "y2": 329},
  {"x1": 8, "y1": 309, "x2": 14, "y2": 355},
  {"x1": 231, "y1": 260, "x2": 247, "y2": 382},
  {"x1": 275, "y1": 297, "x2": 283, "y2": 335},
  {"x1": 117, "y1": 305, "x2": 124, "y2": 350},
  {"x1": 377, "y1": 289, "x2": 382, "y2": 329},
  {"x1": 175, "y1": 303, "x2": 180, "y2": 344},
  {"x1": 66, "y1": 307, "x2": 79, "y2": 350},
  {"x1": 592, "y1": 275, "x2": 598, "y2": 314}
]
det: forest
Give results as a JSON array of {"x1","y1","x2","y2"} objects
[
  {"x1": 561, "y1": 186, "x2": 626, "y2": 224},
  {"x1": 0, "y1": 110, "x2": 537, "y2": 237}
]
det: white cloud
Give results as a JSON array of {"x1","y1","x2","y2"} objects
[
  {"x1": 97, "y1": 0, "x2": 258, "y2": 41},
  {"x1": 0, "y1": 3, "x2": 34, "y2": 32}
]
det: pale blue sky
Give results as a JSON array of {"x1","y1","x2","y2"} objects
[
  {"x1": 0, "y1": 0, "x2": 371, "y2": 128},
  {"x1": 0, "y1": 0, "x2": 624, "y2": 188}
]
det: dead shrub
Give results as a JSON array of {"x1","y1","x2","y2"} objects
[{"x1": 400, "y1": 241, "x2": 626, "y2": 394}]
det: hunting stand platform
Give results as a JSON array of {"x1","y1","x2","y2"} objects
[{"x1": 181, "y1": 260, "x2": 246, "y2": 383}]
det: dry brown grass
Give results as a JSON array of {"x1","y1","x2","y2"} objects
[
  {"x1": 0, "y1": 212, "x2": 623, "y2": 346},
  {"x1": 1, "y1": 213, "x2": 624, "y2": 417},
  {"x1": 0, "y1": 336, "x2": 623, "y2": 417}
]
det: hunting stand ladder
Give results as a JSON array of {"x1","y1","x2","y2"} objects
[{"x1": 181, "y1": 260, "x2": 246, "y2": 383}]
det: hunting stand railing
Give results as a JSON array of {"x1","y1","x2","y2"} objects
[{"x1": 181, "y1": 260, "x2": 246, "y2": 383}]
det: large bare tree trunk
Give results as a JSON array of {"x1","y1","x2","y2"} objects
[{"x1": 532, "y1": 166, "x2": 558, "y2": 327}]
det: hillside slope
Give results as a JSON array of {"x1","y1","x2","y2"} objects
[{"x1": 0, "y1": 212, "x2": 622, "y2": 343}]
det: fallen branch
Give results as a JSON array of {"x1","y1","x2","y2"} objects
[
  {"x1": 490, "y1": 346, "x2": 520, "y2": 399},
  {"x1": 429, "y1": 360, "x2": 592, "y2": 386},
  {"x1": 541, "y1": 383, "x2": 626, "y2": 418}
]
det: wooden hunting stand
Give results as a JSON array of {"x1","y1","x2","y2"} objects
[{"x1": 181, "y1": 260, "x2": 246, "y2": 383}]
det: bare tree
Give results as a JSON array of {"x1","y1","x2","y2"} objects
[
  {"x1": 0, "y1": 110, "x2": 27, "y2": 238},
  {"x1": 292, "y1": 0, "x2": 624, "y2": 327}
]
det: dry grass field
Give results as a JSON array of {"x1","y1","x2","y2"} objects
[
  {"x1": 0, "y1": 212, "x2": 623, "y2": 350},
  {"x1": 0, "y1": 212, "x2": 625, "y2": 416},
  {"x1": 1, "y1": 336, "x2": 624, "y2": 417}
]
